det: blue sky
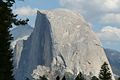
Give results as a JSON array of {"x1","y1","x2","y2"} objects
[
  {"x1": 15, "y1": 0, "x2": 60, "y2": 10},
  {"x1": 14, "y1": 0, "x2": 120, "y2": 51},
  {"x1": 14, "y1": 0, "x2": 60, "y2": 27}
]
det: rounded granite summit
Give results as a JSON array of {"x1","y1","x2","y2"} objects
[{"x1": 15, "y1": 9, "x2": 115, "y2": 80}]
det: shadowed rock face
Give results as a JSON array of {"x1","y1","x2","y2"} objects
[
  {"x1": 15, "y1": 9, "x2": 115, "y2": 80},
  {"x1": 10, "y1": 24, "x2": 33, "y2": 74},
  {"x1": 15, "y1": 13, "x2": 53, "y2": 80}
]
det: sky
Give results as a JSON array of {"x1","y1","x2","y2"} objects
[{"x1": 14, "y1": 0, "x2": 120, "y2": 51}]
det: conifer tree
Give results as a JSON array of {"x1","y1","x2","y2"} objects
[
  {"x1": 40, "y1": 75, "x2": 48, "y2": 80},
  {"x1": 62, "y1": 76, "x2": 66, "y2": 80},
  {"x1": 25, "y1": 77, "x2": 30, "y2": 80},
  {"x1": 0, "y1": 0, "x2": 28, "y2": 80},
  {"x1": 99, "y1": 62, "x2": 112, "y2": 80},
  {"x1": 75, "y1": 72, "x2": 86, "y2": 80},
  {"x1": 118, "y1": 77, "x2": 120, "y2": 80},
  {"x1": 91, "y1": 76, "x2": 99, "y2": 80},
  {"x1": 56, "y1": 76, "x2": 60, "y2": 80}
]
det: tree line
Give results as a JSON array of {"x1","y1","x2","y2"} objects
[{"x1": 32, "y1": 62, "x2": 120, "y2": 80}]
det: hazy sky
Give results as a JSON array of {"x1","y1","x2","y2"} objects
[{"x1": 14, "y1": 0, "x2": 120, "y2": 51}]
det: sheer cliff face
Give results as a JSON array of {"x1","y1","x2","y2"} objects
[{"x1": 15, "y1": 9, "x2": 114, "y2": 80}]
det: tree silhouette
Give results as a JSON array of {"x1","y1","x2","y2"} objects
[
  {"x1": 0, "y1": 0, "x2": 28, "y2": 80},
  {"x1": 75, "y1": 72, "x2": 86, "y2": 80},
  {"x1": 40, "y1": 75, "x2": 48, "y2": 80},
  {"x1": 91, "y1": 76, "x2": 99, "y2": 80},
  {"x1": 99, "y1": 62, "x2": 112, "y2": 80},
  {"x1": 25, "y1": 78, "x2": 30, "y2": 80},
  {"x1": 62, "y1": 76, "x2": 66, "y2": 80},
  {"x1": 118, "y1": 77, "x2": 120, "y2": 80},
  {"x1": 56, "y1": 76, "x2": 60, "y2": 80}
]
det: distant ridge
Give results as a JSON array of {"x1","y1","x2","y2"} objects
[{"x1": 104, "y1": 48, "x2": 120, "y2": 76}]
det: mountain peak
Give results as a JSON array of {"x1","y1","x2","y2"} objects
[{"x1": 15, "y1": 9, "x2": 115, "y2": 80}]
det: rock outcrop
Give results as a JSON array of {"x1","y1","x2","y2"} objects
[{"x1": 15, "y1": 9, "x2": 114, "y2": 80}]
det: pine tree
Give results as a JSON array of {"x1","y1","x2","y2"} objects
[
  {"x1": 62, "y1": 76, "x2": 66, "y2": 80},
  {"x1": 91, "y1": 76, "x2": 99, "y2": 80},
  {"x1": 75, "y1": 72, "x2": 86, "y2": 80},
  {"x1": 40, "y1": 75, "x2": 48, "y2": 80},
  {"x1": 0, "y1": 0, "x2": 28, "y2": 80},
  {"x1": 56, "y1": 76, "x2": 60, "y2": 80},
  {"x1": 25, "y1": 78, "x2": 30, "y2": 80},
  {"x1": 118, "y1": 77, "x2": 120, "y2": 80},
  {"x1": 99, "y1": 62, "x2": 112, "y2": 80}
]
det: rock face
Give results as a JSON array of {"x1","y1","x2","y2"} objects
[
  {"x1": 10, "y1": 25, "x2": 33, "y2": 70},
  {"x1": 15, "y1": 9, "x2": 114, "y2": 80}
]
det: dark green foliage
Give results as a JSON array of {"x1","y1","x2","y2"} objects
[
  {"x1": 40, "y1": 75, "x2": 48, "y2": 80},
  {"x1": 91, "y1": 76, "x2": 99, "y2": 80},
  {"x1": 118, "y1": 77, "x2": 120, "y2": 80},
  {"x1": 99, "y1": 62, "x2": 112, "y2": 80},
  {"x1": 0, "y1": 1, "x2": 14, "y2": 80},
  {"x1": 56, "y1": 76, "x2": 60, "y2": 80},
  {"x1": 75, "y1": 72, "x2": 86, "y2": 80},
  {"x1": 0, "y1": 0, "x2": 28, "y2": 80},
  {"x1": 62, "y1": 76, "x2": 66, "y2": 80},
  {"x1": 25, "y1": 78, "x2": 30, "y2": 80}
]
